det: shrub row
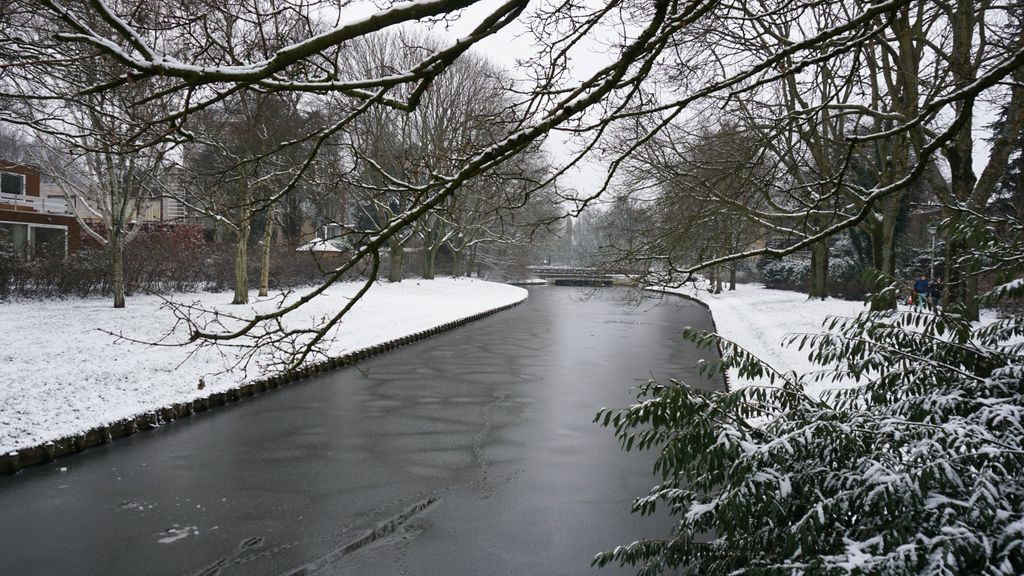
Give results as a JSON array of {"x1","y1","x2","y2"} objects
[{"x1": 0, "y1": 224, "x2": 353, "y2": 299}]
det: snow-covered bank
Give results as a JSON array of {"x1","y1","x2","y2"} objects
[
  {"x1": 666, "y1": 284, "x2": 862, "y2": 396},
  {"x1": 0, "y1": 279, "x2": 527, "y2": 453},
  {"x1": 656, "y1": 283, "x2": 1002, "y2": 397}
]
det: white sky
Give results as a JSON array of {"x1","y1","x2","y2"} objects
[{"x1": 435, "y1": 0, "x2": 617, "y2": 203}]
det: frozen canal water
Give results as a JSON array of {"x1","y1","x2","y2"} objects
[{"x1": 0, "y1": 287, "x2": 719, "y2": 576}]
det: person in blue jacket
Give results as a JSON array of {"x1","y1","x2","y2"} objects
[{"x1": 913, "y1": 275, "x2": 930, "y2": 309}]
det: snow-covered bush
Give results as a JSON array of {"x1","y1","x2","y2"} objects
[
  {"x1": 595, "y1": 291, "x2": 1024, "y2": 575},
  {"x1": 897, "y1": 245, "x2": 936, "y2": 281},
  {"x1": 828, "y1": 234, "x2": 872, "y2": 298},
  {"x1": 0, "y1": 243, "x2": 17, "y2": 298},
  {"x1": 828, "y1": 234, "x2": 863, "y2": 277},
  {"x1": 761, "y1": 256, "x2": 810, "y2": 290}
]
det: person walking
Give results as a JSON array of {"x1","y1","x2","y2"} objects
[
  {"x1": 929, "y1": 277, "x2": 943, "y2": 309},
  {"x1": 913, "y1": 274, "x2": 930, "y2": 310}
]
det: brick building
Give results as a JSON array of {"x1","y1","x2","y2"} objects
[{"x1": 0, "y1": 161, "x2": 80, "y2": 255}]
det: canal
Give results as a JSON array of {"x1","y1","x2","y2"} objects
[{"x1": 0, "y1": 287, "x2": 720, "y2": 576}]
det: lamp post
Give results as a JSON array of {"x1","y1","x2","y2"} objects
[{"x1": 927, "y1": 222, "x2": 937, "y2": 280}]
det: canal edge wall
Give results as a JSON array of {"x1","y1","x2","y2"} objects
[
  {"x1": 0, "y1": 294, "x2": 528, "y2": 476},
  {"x1": 644, "y1": 288, "x2": 731, "y2": 392}
]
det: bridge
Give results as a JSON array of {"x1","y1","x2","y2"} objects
[{"x1": 527, "y1": 266, "x2": 620, "y2": 287}]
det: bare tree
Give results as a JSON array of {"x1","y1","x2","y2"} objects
[
  {"x1": 608, "y1": 114, "x2": 774, "y2": 292},
  {"x1": 446, "y1": 150, "x2": 558, "y2": 278},
  {"x1": 340, "y1": 31, "x2": 537, "y2": 282},
  {"x1": 179, "y1": 91, "x2": 323, "y2": 304},
  {"x1": 38, "y1": 125, "x2": 169, "y2": 308},
  {"x1": 340, "y1": 32, "x2": 418, "y2": 283},
  {"x1": 9, "y1": 43, "x2": 173, "y2": 308},
  {"x1": 932, "y1": 1, "x2": 1024, "y2": 320},
  {"x1": 590, "y1": 0, "x2": 1023, "y2": 313}
]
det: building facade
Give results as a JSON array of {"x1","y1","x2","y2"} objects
[{"x1": 0, "y1": 161, "x2": 80, "y2": 256}]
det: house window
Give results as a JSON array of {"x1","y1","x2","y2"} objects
[
  {"x1": 322, "y1": 224, "x2": 342, "y2": 239},
  {"x1": 32, "y1": 226, "x2": 67, "y2": 257},
  {"x1": 0, "y1": 222, "x2": 28, "y2": 253},
  {"x1": 0, "y1": 222, "x2": 67, "y2": 257},
  {"x1": 1, "y1": 172, "x2": 26, "y2": 195}
]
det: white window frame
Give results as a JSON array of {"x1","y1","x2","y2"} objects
[
  {"x1": 322, "y1": 223, "x2": 342, "y2": 240},
  {"x1": 0, "y1": 220, "x2": 68, "y2": 257}
]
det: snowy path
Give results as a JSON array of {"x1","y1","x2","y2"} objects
[{"x1": 0, "y1": 278, "x2": 527, "y2": 453}]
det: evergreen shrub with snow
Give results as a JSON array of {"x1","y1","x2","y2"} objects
[
  {"x1": 595, "y1": 290, "x2": 1024, "y2": 575},
  {"x1": 896, "y1": 245, "x2": 938, "y2": 282},
  {"x1": 828, "y1": 235, "x2": 872, "y2": 298},
  {"x1": 761, "y1": 257, "x2": 810, "y2": 290}
]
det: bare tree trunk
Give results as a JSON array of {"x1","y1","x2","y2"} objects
[
  {"x1": 728, "y1": 265, "x2": 736, "y2": 291},
  {"x1": 111, "y1": 227, "x2": 125, "y2": 308},
  {"x1": 452, "y1": 248, "x2": 465, "y2": 277},
  {"x1": 869, "y1": 198, "x2": 901, "y2": 310},
  {"x1": 879, "y1": 201, "x2": 900, "y2": 277},
  {"x1": 388, "y1": 242, "x2": 404, "y2": 282},
  {"x1": 808, "y1": 240, "x2": 829, "y2": 300},
  {"x1": 258, "y1": 204, "x2": 274, "y2": 298},
  {"x1": 942, "y1": 240, "x2": 955, "y2": 307},
  {"x1": 943, "y1": 241, "x2": 979, "y2": 319},
  {"x1": 232, "y1": 180, "x2": 251, "y2": 305},
  {"x1": 946, "y1": 220, "x2": 981, "y2": 320},
  {"x1": 937, "y1": 0, "x2": 988, "y2": 322},
  {"x1": 966, "y1": 273, "x2": 980, "y2": 320},
  {"x1": 868, "y1": 224, "x2": 884, "y2": 274},
  {"x1": 232, "y1": 223, "x2": 250, "y2": 305},
  {"x1": 423, "y1": 245, "x2": 438, "y2": 279},
  {"x1": 709, "y1": 267, "x2": 722, "y2": 294}
]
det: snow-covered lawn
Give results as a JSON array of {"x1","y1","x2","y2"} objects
[
  {"x1": 0, "y1": 278, "x2": 527, "y2": 453},
  {"x1": 657, "y1": 283, "x2": 1001, "y2": 398}
]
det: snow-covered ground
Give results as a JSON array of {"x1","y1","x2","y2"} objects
[
  {"x1": 661, "y1": 283, "x2": 862, "y2": 397},
  {"x1": 656, "y1": 283, "x2": 1001, "y2": 398},
  {"x1": 0, "y1": 278, "x2": 527, "y2": 453}
]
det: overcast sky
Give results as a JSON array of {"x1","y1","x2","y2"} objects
[{"x1": 437, "y1": 0, "x2": 617, "y2": 204}]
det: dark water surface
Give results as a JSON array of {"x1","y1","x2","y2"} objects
[{"x1": 0, "y1": 287, "x2": 719, "y2": 576}]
